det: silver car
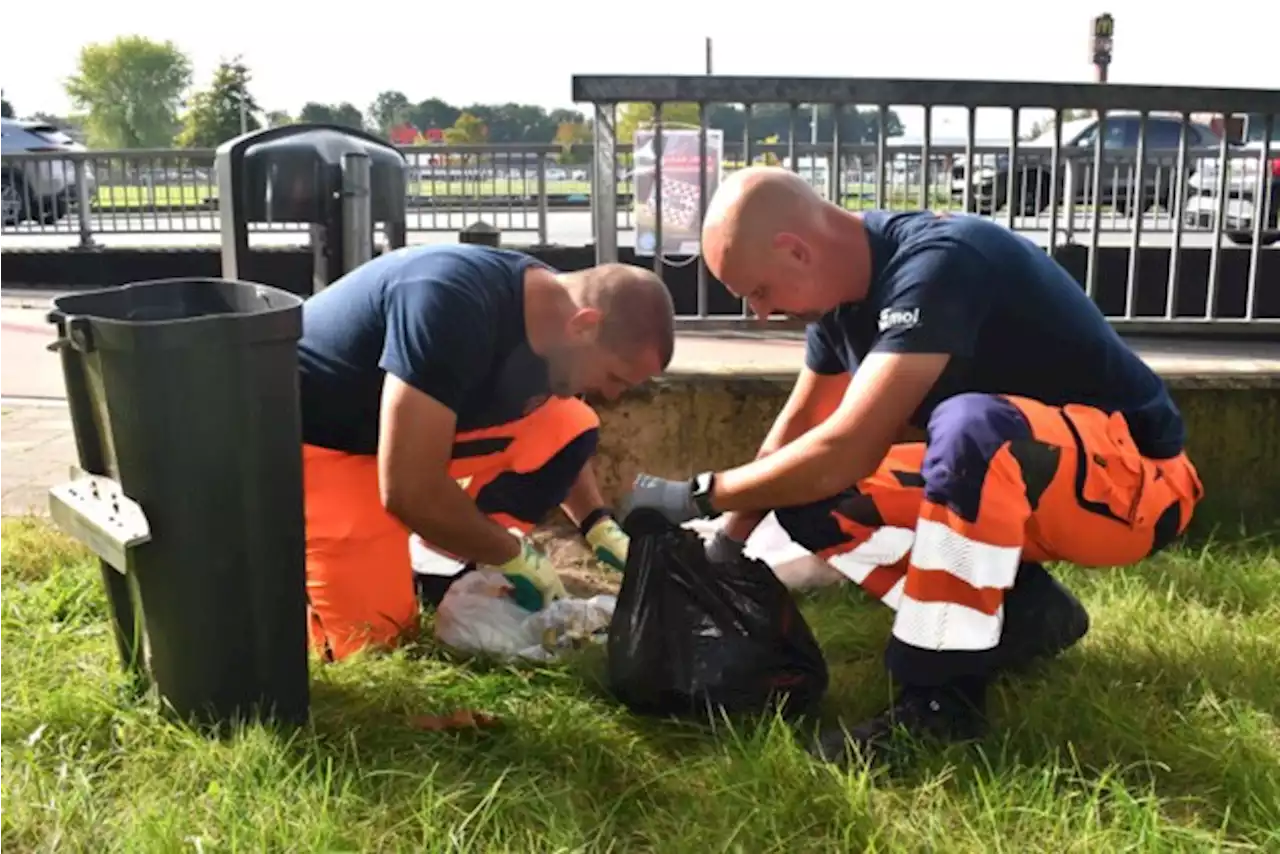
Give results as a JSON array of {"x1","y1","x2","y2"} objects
[
  {"x1": 1, "y1": 117, "x2": 96, "y2": 225},
  {"x1": 1183, "y1": 114, "x2": 1279, "y2": 246}
]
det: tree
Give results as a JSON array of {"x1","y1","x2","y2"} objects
[
  {"x1": 297, "y1": 102, "x2": 365, "y2": 130},
  {"x1": 174, "y1": 57, "x2": 261, "y2": 148},
  {"x1": 549, "y1": 108, "x2": 587, "y2": 126},
  {"x1": 64, "y1": 35, "x2": 192, "y2": 148},
  {"x1": 1, "y1": 98, "x2": 13, "y2": 119},
  {"x1": 616, "y1": 102, "x2": 703, "y2": 143},
  {"x1": 264, "y1": 110, "x2": 293, "y2": 127},
  {"x1": 407, "y1": 98, "x2": 460, "y2": 136},
  {"x1": 554, "y1": 121, "x2": 593, "y2": 164},
  {"x1": 368, "y1": 90, "x2": 410, "y2": 134},
  {"x1": 298, "y1": 102, "x2": 335, "y2": 124},
  {"x1": 443, "y1": 112, "x2": 487, "y2": 144},
  {"x1": 473, "y1": 102, "x2": 560, "y2": 143},
  {"x1": 331, "y1": 103, "x2": 365, "y2": 130}
]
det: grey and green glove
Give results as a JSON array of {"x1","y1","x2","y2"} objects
[
  {"x1": 581, "y1": 509, "x2": 629, "y2": 572},
  {"x1": 498, "y1": 537, "x2": 568, "y2": 611}
]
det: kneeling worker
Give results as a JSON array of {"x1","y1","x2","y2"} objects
[
  {"x1": 623, "y1": 166, "x2": 1202, "y2": 764},
  {"x1": 299, "y1": 243, "x2": 675, "y2": 661}
]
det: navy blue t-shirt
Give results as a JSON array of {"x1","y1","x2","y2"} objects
[
  {"x1": 297, "y1": 243, "x2": 555, "y2": 455},
  {"x1": 804, "y1": 211, "x2": 1185, "y2": 459}
]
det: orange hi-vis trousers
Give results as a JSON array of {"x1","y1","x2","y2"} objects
[
  {"x1": 303, "y1": 397, "x2": 600, "y2": 662},
  {"x1": 774, "y1": 393, "x2": 1203, "y2": 686}
]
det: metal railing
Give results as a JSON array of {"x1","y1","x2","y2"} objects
[
  {"x1": 2, "y1": 137, "x2": 1272, "y2": 247},
  {"x1": 574, "y1": 76, "x2": 1280, "y2": 332},
  {"x1": 1, "y1": 145, "x2": 572, "y2": 246},
  {"x1": 2, "y1": 86, "x2": 1278, "y2": 332}
]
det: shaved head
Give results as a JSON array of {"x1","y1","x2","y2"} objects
[
  {"x1": 700, "y1": 165, "x2": 867, "y2": 321},
  {"x1": 702, "y1": 166, "x2": 826, "y2": 283}
]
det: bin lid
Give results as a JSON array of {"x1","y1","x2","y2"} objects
[
  {"x1": 48, "y1": 278, "x2": 304, "y2": 352},
  {"x1": 242, "y1": 127, "x2": 406, "y2": 173}
]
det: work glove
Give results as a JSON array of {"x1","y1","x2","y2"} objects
[
  {"x1": 582, "y1": 510, "x2": 629, "y2": 572},
  {"x1": 498, "y1": 537, "x2": 569, "y2": 612},
  {"x1": 704, "y1": 529, "x2": 746, "y2": 563},
  {"x1": 620, "y1": 473, "x2": 702, "y2": 526}
]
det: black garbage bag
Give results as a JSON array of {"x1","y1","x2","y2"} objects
[{"x1": 606, "y1": 508, "x2": 829, "y2": 721}]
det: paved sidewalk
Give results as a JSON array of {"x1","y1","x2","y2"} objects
[{"x1": 2, "y1": 403, "x2": 75, "y2": 516}]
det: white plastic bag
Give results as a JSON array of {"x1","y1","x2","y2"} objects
[{"x1": 433, "y1": 570, "x2": 617, "y2": 661}]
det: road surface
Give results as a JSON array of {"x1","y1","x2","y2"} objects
[{"x1": 2, "y1": 210, "x2": 1262, "y2": 251}]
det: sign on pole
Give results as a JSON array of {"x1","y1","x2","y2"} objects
[
  {"x1": 1091, "y1": 13, "x2": 1114, "y2": 82},
  {"x1": 632, "y1": 126, "x2": 724, "y2": 256}
]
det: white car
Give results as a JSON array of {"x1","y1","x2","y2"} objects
[
  {"x1": 1, "y1": 117, "x2": 97, "y2": 225},
  {"x1": 1183, "y1": 115, "x2": 1279, "y2": 247}
]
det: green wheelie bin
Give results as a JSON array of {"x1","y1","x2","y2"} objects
[{"x1": 47, "y1": 277, "x2": 310, "y2": 730}]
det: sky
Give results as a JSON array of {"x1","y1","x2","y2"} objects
[{"x1": 3, "y1": 0, "x2": 1277, "y2": 142}]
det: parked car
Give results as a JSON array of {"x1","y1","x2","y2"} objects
[
  {"x1": 951, "y1": 111, "x2": 1221, "y2": 216},
  {"x1": 1183, "y1": 114, "x2": 1279, "y2": 247},
  {"x1": 1, "y1": 117, "x2": 96, "y2": 225}
]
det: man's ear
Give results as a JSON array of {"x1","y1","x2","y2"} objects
[
  {"x1": 774, "y1": 232, "x2": 811, "y2": 265},
  {"x1": 567, "y1": 306, "x2": 602, "y2": 342}
]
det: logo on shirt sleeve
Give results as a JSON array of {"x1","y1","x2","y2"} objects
[{"x1": 878, "y1": 306, "x2": 921, "y2": 332}]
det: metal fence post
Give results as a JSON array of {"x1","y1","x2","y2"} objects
[
  {"x1": 536, "y1": 157, "x2": 549, "y2": 246},
  {"x1": 75, "y1": 158, "x2": 96, "y2": 248},
  {"x1": 340, "y1": 151, "x2": 373, "y2": 272},
  {"x1": 592, "y1": 103, "x2": 618, "y2": 264}
]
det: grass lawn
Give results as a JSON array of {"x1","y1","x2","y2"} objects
[
  {"x1": 3, "y1": 516, "x2": 1276, "y2": 852},
  {"x1": 90, "y1": 183, "x2": 958, "y2": 210},
  {"x1": 91, "y1": 183, "x2": 599, "y2": 208}
]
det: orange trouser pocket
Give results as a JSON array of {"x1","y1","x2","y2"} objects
[
  {"x1": 303, "y1": 444, "x2": 417, "y2": 662},
  {"x1": 1012, "y1": 396, "x2": 1203, "y2": 566}
]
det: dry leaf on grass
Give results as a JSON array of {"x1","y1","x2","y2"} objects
[{"x1": 409, "y1": 710, "x2": 502, "y2": 732}]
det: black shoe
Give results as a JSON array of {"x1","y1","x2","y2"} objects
[
  {"x1": 810, "y1": 676, "x2": 990, "y2": 767},
  {"x1": 997, "y1": 562, "x2": 1090, "y2": 673}
]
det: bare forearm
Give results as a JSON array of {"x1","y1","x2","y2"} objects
[
  {"x1": 720, "y1": 410, "x2": 815, "y2": 541},
  {"x1": 713, "y1": 424, "x2": 877, "y2": 513},
  {"x1": 561, "y1": 461, "x2": 606, "y2": 527},
  {"x1": 388, "y1": 480, "x2": 521, "y2": 566}
]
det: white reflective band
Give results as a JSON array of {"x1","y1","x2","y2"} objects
[
  {"x1": 826, "y1": 526, "x2": 915, "y2": 584},
  {"x1": 882, "y1": 576, "x2": 906, "y2": 611},
  {"x1": 892, "y1": 595, "x2": 1004, "y2": 651},
  {"x1": 911, "y1": 517, "x2": 1021, "y2": 591}
]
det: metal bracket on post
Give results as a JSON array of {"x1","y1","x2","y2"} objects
[
  {"x1": 592, "y1": 103, "x2": 618, "y2": 264},
  {"x1": 48, "y1": 466, "x2": 151, "y2": 575},
  {"x1": 340, "y1": 151, "x2": 373, "y2": 273}
]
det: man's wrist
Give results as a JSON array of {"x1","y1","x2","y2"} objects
[
  {"x1": 578, "y1": 506, "x2": 615, "y2": 538},
  {"x1": 690, "y1": 471, "x2": 721, "y2": 518},
  {"x1": 496, "y1": 531, "x2": 525, "y2": 567}
]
